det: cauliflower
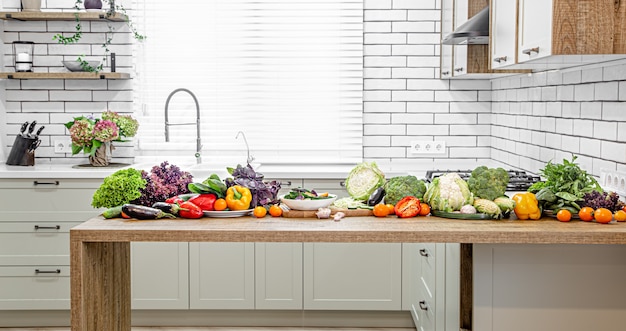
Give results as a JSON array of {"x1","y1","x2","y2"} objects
[
  {"x1": 383, "y1": 175, "x2": 427, "y2": 205},
  {"x1": 423, "y1": 173, "x2": 473, "y2": 212}
]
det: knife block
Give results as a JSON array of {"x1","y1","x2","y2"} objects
[{"x1": 6, "y1": 135, "x2": 35, "y2": 166}]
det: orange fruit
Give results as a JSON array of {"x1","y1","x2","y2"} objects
[
  {"x1": 418, "y1": 203, "x2": 431, "y2": 216},
  {"x1": 373, "y1": 204, "x2": 390, "y2": 217},
  {"x1": 594, "y1": 208, "x2": 613, "y2": 224},
  {"x1": 269, "y1": 205, "x2": 283, "y2": 217},
  {"x1": 578, "y1": 207, "x2": 594, "y2": 222},
  {"x1": 214, "y1": 198, "x2": 227, "y2": 211},
  {"x1": 253, "y1": 206, "x2": 267, "y2": 218},
  {"x1": 556, "y1": 209, "x2": 572, "y2": 222},
  {"x1": 385, "y1": 204, "x2": 396, "y2": 214},
  {"x1": 614, "y1": 210, "x2": 626, "y2": 222}
]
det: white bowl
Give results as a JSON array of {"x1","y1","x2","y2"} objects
[
  {"x1": 63, "y1": 60, "x2": 101, "y2": 72},
  {"x1": 280, "y1": 194, "x2": 337, "y2": 211}
]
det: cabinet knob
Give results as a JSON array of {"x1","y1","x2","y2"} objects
[
  {"x1": 493, "y1": 56, "x2": 508, "y2": 63},
  {"x1": 339, "y1": 181, "x2": 346, "y2": 187},
  {"x1": 419, "y1": 248, "x2": 429, "y2": 257},
  {"x1": 522, "y1": 47, "x2": 540, "y2": 55},
  {"x1": 419, "y1": 300, "x2": 429, "y2": 311},
  {"x1": 282, "y1": 181, "x2": 293, "y2": 187}
]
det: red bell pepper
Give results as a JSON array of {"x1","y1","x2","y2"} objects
[
  {"x1": 178, "y1": 201, "x2": 204, "y2": 219},
  {"x1": 165, "y1": 196, "x2": 184, "y2": 205},
  {"x1": 189, "y1": 193, "x2": 217, "y2": 211},
  {"x1": 394, "y1": 196, "x2": 421, "y2": 218}
]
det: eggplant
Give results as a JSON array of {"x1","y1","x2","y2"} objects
[
  {"x1": 122, "y1": 204, "x2": 176, "y2": 220},
  {"x1": 102, "y1": 206, "x2": 123, "y2": 219},
  {"x1": 367, "y1": 187, "x2": 386, "y2": 206},
  {"x1": 152, "y1": 202, "x2": 183, "y2": 215}
]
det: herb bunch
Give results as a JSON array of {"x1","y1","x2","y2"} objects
[{"x1": 225, "y1": 164, "x2": 281, "y2": 207}]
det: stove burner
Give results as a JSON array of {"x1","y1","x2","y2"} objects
[{"x1": 424, "y1": 169, "x2": 541, "y2": 192}]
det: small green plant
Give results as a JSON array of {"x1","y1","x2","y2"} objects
[{"x1": 53, "y1": 0, "x2": 146, "y2": 73}]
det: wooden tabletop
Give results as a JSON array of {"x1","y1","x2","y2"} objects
[{"x1": 71, "y1": 216, "x2": 626, "y2": 245}]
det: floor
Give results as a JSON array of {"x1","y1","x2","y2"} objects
[{"x1": 0, "y1": 328, "x2": 416, "y2": 331}]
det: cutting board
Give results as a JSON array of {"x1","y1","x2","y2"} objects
[{"x1": 282, "y1": 207, "x2": 373, "y2": 218}]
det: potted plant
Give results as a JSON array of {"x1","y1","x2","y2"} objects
[
  {"x1": 65, "y1": 111, "x2": 139, "y2": 166},
  {"x1": 53, "y1": 0, "x2": 145, "y2": 73}
]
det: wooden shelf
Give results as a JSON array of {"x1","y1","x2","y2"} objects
[
  {"x1": 0, "y1": 72, "x2": 130, "y2": 80},
  {"x1": 0, "y1": 11, "x2": 127, "y2": 22}
]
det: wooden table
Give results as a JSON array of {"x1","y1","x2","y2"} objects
[{"x1": 70, "y1": 216, "x2": 626, "y2": 330}]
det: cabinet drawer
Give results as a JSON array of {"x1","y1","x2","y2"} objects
[
  {"x1": 0, "y1": 222, "x2": 80, "y2": 265},
  {"x1": 265, "y1": 178, "x2": 303, "y2": 196},
  {"x1": 417, "y1": 243, "x2": 436, "y2": 294},
  {"x1": 302, "y1": 179, "x2": 349, "y2": 198},
  {"x1": 0, "y1": 266, "x2": 70, "y2": 310}
]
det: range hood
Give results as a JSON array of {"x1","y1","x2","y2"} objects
[{"x1": 442, "y1": 6, "x2": 489, "y2": 45}]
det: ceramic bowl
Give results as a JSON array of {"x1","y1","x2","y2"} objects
[
  {"x1": 63, "y1": 60, "x2": 101, "y2": 72},
  {"x1": 279, "y1": 194, "x2": 337, "y2": 211}
]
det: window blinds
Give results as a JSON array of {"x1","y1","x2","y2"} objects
[{"x1": 133, "y1": 0, "x2": 363, "y2": 165}]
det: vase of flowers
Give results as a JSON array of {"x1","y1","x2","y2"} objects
[{"x1": 65, "y1": 111, "x2": 139, "y2": 167}]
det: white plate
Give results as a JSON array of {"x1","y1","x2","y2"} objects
[{"x1": 203, "y1": 209, "x2": 252, "y2": 218}]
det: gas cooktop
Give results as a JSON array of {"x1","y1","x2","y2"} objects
[{"x1": 424, "y1": 169, "x2": 541, "y2": 192}]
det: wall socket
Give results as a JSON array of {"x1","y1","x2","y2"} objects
[
  {"x1": 410, "y1": 140, "x2": 446, "y2": 155},
  {"x1": 54, "y1": 139, "x2": 73, "y2": 153}
]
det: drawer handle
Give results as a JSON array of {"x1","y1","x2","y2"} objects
[
  {"x1": 441, "y1": 71, "x2": 450, "y2": 76},
  {"x1": 282, "y1": 181, "x2": 292, "y2": 186},
  {"x1": 493, "y1": 56, "x2": 507, "y2": 63},
  {"x1": 34, "y1": 180, "x2": 60, "y2": 186},
  {"x1": 339, "y1": 181, "x2": 346, "y2": 187},
  {"x1": 454, "y1": 67, "x2": 464, "y2": 72},
  {"x1": 522, "y1": 47, "x2": 540, "y2": 55},
  {"x1": 34, "y1": 225, "x2": 61, "y2": 230},
  {"x1": 419, "y1": 300, "x2": 429, "y2": 311},
  {"x1": 35, "y1": 269, "x2": 61, "y2": 274},
  {"x1": 419, "y1": 248, "x2": 429, "y2": 257}
]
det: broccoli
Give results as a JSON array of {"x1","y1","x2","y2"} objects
[
  {"x1": 383, "y1": 175, "x2": 427, "y2": 205},
  {"x1": 467, "y1": 166, "x2": 509, "y2": 201}
]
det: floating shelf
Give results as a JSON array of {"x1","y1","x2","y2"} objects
[
  {"x1": 0, "y1": 11, "x2": 128, "y2": 22},
  {"x1": 0, "y1": 72, "x2": 130, "y2": 80}
]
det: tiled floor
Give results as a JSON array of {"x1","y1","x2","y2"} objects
[{"x1": 0, "y1": 328, "x2": 416, "y2": 331}]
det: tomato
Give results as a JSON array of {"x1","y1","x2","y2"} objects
[
  {"x1": 385, "y1": 203, "x2": 396, "y2": 215},
  {"x1": 556, "y1": 209, "x2": 572, "y2": 222},
  {"x1": 269, "y1": 205, "x2": 283, "y2": 217},
  {"x1": 373, "y1": 204, "x2": 390, "y2": 217},
  {"x1": 418, "y1": 203, "x2": 431, "y2": 216},
  {"x1": 214, "y1": 198, "x2": 227, "y2": 211},
  {"x1": 253, "y1": 206, "x2": 267, "y2": 218},
  {"x1": 614, "y1": 210, "x2": 626, "y2": 222},
  {"x1": 594, "y1": 208, "x2": 613, "y2": 224},
  {"x1": 578, "y1": 207, "x2": 594, "y2": 222}
]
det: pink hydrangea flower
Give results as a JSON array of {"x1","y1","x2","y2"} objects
[
  {"x1": 93, "y1": 120, "x2": 119, "y2": 142},
  {"x1": 69, "y1": 119, "x2": 94, "y2": 147}
]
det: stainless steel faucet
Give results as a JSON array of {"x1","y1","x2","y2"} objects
[
  {"x1": 164, "y1": 88, "x2": 202, "y2": 164},
  {"x1": 236, "y1": 131, "x2": 254, "y2": 165}
]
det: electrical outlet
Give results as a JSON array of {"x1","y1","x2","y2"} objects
[
  {"x1": 410, "y1": 140, "x2": 446, "y2": 155},
  {"x1": 54, "y1": 139, "x2": 73, "y2": 153}
]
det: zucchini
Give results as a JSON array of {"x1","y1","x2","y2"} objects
[
  {"x1": 102, "y1": 206, "x2": 123, "y2": 219},
  {"x1": 122, "y1": 204, "x2": 176, "y2": 220}
]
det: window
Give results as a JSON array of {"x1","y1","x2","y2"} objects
[{"x1": 133, "y1": 0, "x2": 363, "y2": 165}]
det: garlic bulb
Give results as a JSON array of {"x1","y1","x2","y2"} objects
[{"x1": 316, "y1": 208, "x2": 331, "y2": 219}]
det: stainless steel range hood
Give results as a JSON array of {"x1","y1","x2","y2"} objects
[{"x1": 442, "y1": 6, "x2": 489, "y2": 45}]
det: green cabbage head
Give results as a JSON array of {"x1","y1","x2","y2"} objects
[
  {"x1": 423, "y1": 173, "x2": 473, "y2": 212},
  {"x1": 345, "y1": 162, "x2": 386, "y2": 201}
]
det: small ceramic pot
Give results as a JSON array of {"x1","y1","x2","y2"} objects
[
  {"x1": 84, "y1": 0, "x2": 103, "y2": 11},
  {"x1": 21, "y1": 0, "x2": 41, "y2": 12}
]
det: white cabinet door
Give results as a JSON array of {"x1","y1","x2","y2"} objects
[
  {"x1": 490, "y1": 0, "x2": 517, "y2": 68},
  {"x1": 517, "y1": 0, "x2": 553, "y2": 63},
  {"x1": 440, "y1": 0, "x2": 454, "y2": 78},
  {"x1": 452, "y1": 0, "x2": 468, "y2": 76},
  {"x1": 255, "y1": 243, "x2": 302, "y2": 310},
  {"x1": 189, "y1": 242, "x2": 255, "y2": 309},
  {"x1": 303, "y1": 243, "x2": 401, "y2": 310},
  {"x1": 0, "y1": 266, "x2": 70, "y2": 310},
  {"x1": 302, "y1": 179, "x2": 349, "y2": 198},
  {"x1": 474, "y1": 244, "x2": 626, "y2": 331},
  {"x1": 131, "y1": 242, "x2": 189, "y2": 310}
]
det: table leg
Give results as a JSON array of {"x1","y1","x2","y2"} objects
[{"x1": 71, "y1": 240, "x2": 131, "y2": 331}]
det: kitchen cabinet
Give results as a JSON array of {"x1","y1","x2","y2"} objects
[
  {"x1": 0, "y1": 178, "x2": 101, "y2": 309},
  {"x1": 405, "y1": 243, "x2": 460, "y2": 331},
  {"x1": 255, "y1": 243, "x2": 303, "y2": 310},
  {"x1": 131, "y1": 242, "x2": 189, "y2": 310},
  {"x1": 492, "y1": 0, "x2": 626, "y2": 70},
  {"x1": 0, "y1": 11, "x2": 130, "y2": 80},
  {"x1": 302, "y1": 179, "x2": 349, "y2": 198},
  {"x1": 267, "y1": 178, "x2": 303, "y2": 196},
  {"x1": 474, "y1": 244, "x2": 626, "y2": 331},
  {"x1": 189, "y1": 242, "x2": 255, "y2": 309},
  {"x1": 440, "y1": 0, "x2": 454, "y2": 78},
  {"x1": 303, "y1": 243, "x2": 402, "y2": 310}
]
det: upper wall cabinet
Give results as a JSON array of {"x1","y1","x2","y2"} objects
[{"x1": 492, "y1": 0, "x2": 626, "y2": 71}]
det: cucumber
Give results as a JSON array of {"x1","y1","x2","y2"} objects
[{"x1": 102, "y1": 206, "x2": 123, "y2": 219}]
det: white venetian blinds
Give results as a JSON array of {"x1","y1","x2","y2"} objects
[{"x1": 133, "y1": 0, "x2": 363, "y2": 165}]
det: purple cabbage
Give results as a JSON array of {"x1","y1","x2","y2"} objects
[{"x1": 225, "y1": 164, "x2": 281, "y2": 207}]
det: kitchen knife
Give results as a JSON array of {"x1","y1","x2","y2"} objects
[
  {"x1": 34, "y1": 125, "x2": 45, "y2": 139},
  {"x1": 19, "y1": 121, "x2": 28, "y2": 137},
  {"x1": 28, "y1": 139, "x2": 41, "y2": 152},
  {"x1": 27, "y1": 121, "x2": 37, "y2": 137}
]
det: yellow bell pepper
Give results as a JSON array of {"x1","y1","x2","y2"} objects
[
  {"x1": 226, "y1": 185, "x2": 252, "y2": 210},
  {"x1": 512, "y1": 192, "x2": 542, "y2": 220}
]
